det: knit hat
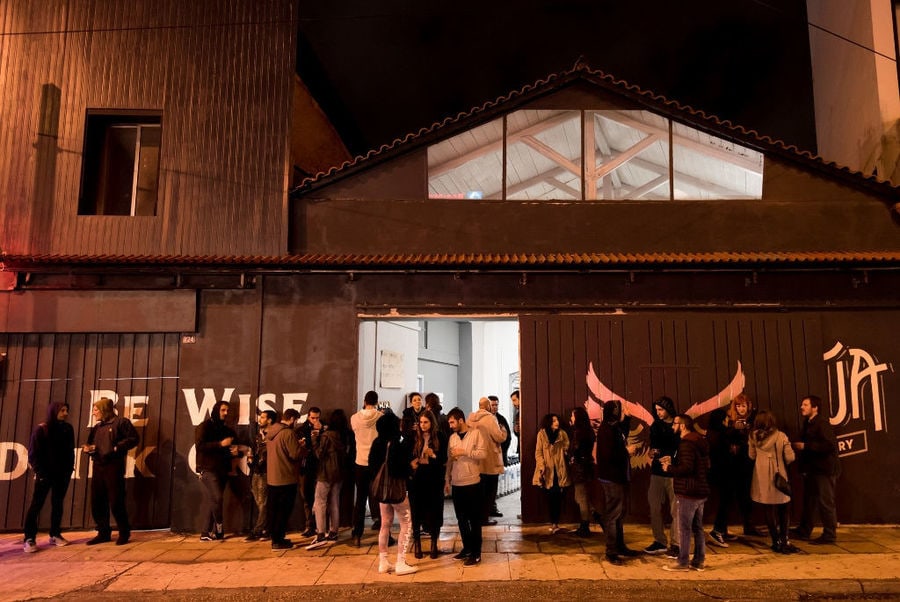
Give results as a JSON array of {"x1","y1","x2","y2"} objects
[{"x1": 653, "y1": 396, "x2": 676, "y2": 419}]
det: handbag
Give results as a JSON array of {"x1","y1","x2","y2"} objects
[
  {"x1": 773, "y1": 437, "x2": 792, "y2": 496},
  {"x1": 370, "y1": 441, "x2": 406, "y2": 504}
]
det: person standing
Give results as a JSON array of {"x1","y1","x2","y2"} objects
[
  {"x1": 644, "y1": 396, "x2": 680, "y2": 556},
  {"x1": 468, "y1": 397, "x2": 506, "y2": 525},
  {"x1": 307, "y1": 409, "x2": 352, "y2": 549},
  {"x1": 533, "y1": 413, "x2": 570, "y2": 534},
  {"x1": 245, "y1": 409, "x2": 276, "y2": 541},
  {"x1": 710, "y1": 393, "x2": 758, "y2": 546},
  {"x1": 748, "y1": 410, "x2": 796, "y2": 553},
  {"x1": 195, "y1": 400, "x2": 239, "y2": 541},
  {"x1": 369, "y1": 413, "x2": 417, "y2": 575},
  {"x1": 425, "y1": 392, "x2": 450, "y2": 439},
  {"x1": 568, "y1": 406, "x2": 596, "y2": 537},
  {"x1": 445, "y1": 407, "x2": 486, "y2": 566},
  {"x1": 662, "y1": 414, "x2": 710, "y2": 572},
  {"x1": 295, "y1": 406, "x2": 323, "y2": 538},
  {"x1": 266, "y1": 408, "x2": 303, "y2": 550},
  {"x1": 350, "y1": 391, "x2": 383, "y2": 546},
  {"x1": 489, "y1": 395, "x2": 512, "y2": 469},
  {"x1": 596, "y1": 400, "x2": 639, "y2": 564},
  {"x1": 409, "y1": 409, "x2": 448, "y2": 559},
  {"x1": 510, "y1": 390, "x2": 521, "y2": 455},
  {"x1": 791, "y1": 395, "x2": 840, "y2": 544},
  {"x1": 401, "y1": 392, "x2": 425, "y2": 438},
  {"x1": 83, "y1": 397, "x2": 139, "y2": 546},
  {"x1": 23, "y1": 401, "x2": 76, "y2": 552}
]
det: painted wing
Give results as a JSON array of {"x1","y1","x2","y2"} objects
[{"x1": 684, "y1": 361, "x2": 745, "y2": 418}]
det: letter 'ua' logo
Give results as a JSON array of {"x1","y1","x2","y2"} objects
[{"x1": 825, "y1": 341, "x2": 893, "y2": 458}]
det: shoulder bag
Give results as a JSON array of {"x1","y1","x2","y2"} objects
[
  {"x1": 773, "y1": 435, "x2": 792, "y2": 496},
  {"x1": 370, "y1": 441, "x2": 406, "y2": 504}
]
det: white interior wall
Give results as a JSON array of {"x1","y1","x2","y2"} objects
[{"x1": 356, "y1": 320, "x2": 420, "y2": 415}]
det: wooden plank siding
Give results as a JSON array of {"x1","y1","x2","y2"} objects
[
  {"x1": 518, "y1": 313, "x2": 823, "y2": 523},
  {"x1": 0, "y1": 331, "x2": 181, "y2": 530},
  {"x1": 0, "y1": 0, "x2": 294, "y2": 257}
]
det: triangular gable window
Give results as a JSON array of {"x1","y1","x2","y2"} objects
[{"x1": 427, "y1": 109, "x2": 763, "y2": 200}]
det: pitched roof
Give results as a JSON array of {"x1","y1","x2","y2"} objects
[{"x1": 290, "y1": 60, "x2": 900, "y2": 202}]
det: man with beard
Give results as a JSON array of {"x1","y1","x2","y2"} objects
[
  {"x1": 195, "y1": 400, "x2": 240, "y2": 541},
  {"x1": 267, "y1": 408, "x2": 303, "y2": 549},
  {"x1": 596, "y1": 399, "x2": 640, "y2": 565}
]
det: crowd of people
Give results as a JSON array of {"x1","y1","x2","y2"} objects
[
  {"x1": 529, "y1": 393, "x2": 840, "y2": 571},
  {"x1": 20, "y1": 389, "x2": 839, "y2": 576}
]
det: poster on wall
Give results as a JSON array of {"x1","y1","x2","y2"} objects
[{"x1": 380, "y1": 349, "x2": 404, "y2": 388}]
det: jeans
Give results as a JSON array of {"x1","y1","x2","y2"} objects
[
  {"x1": 799, "y1": 472, "x2": 838, "y2": 540},
  {"x1": 24, "y1": 473, "x2": 71, "y2": 540},
  {"x1": 600, "y1": 481, "x2": 626, "y2": 555},
  {"x1": 299, "y1": 470, "x2": 317, "y2": 531},
  {"x1": 200, "y1": 470, "x2": 226, "y2": 534},
  {"x1": 314, "y1": 480, "x2": 342, "y2": 535},
  {"x1": 452, "y1": 482, "x2": 483, "y2": 556},
  {"x1": 250, "y1": 473, "x2": 268, "y2": 535},
  {"x1": 676, "y1": 496, "x2": 706, "y2": 568},
  {"x1": 648, "y1": 474, "x2": 678, "y2": 546}
]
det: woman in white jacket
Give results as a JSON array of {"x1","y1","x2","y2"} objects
[{"x1": 748, "y1": 410, "x2": 796, "y2": 554}]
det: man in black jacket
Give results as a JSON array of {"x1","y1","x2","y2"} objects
[
  {"x1": 195, "y1": 400, "x2": 239, "y2": 541},
  {"x1": 791, "y1": 395, "x2": 840, "y2": 544},
  {"x1": 595, "y1": 400, "x2": 639, "y2": 565},
  {"x1": 662, "y1": 413, "x2": 710, "y2": 572},
  {"x1": 23, "y1": 401, "x2": 75, "y2": 552},
  {"x1": 83, "y1": 397, "x2": 139, "y2": 545},
  {"x1": 643, "y1": 395, "x2": 680, "y2": 556}
]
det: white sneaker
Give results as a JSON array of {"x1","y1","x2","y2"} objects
[
  {"x1": 395, "y1": 560, "x2": 418, "y2": 576},
  {"x1": 378, "y1": 558, "x2": 394, "y2": 574},
  {"x1": 49, "y1": 535, "x2": 70, "y2": 547},
  {"x1": 23, "y1": 539, "x2": 37, "y2": 553}
]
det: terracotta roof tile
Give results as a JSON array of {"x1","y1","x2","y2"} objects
[
  {"x1": 3, "y1": 251, "x2": 899, "y2": 271},
  {"x1": 290, "y1": 61, "x2": 900, "y2": 199}
]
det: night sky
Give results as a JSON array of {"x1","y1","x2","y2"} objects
[{"x1": 296, "y1": 0, "x2": 816, "y2": 158}]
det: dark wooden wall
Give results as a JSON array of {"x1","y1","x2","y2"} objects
[
  {"x1": 0, "y1": 332, "x2": 180, "y2": 531},
  {"x1": 0, "y1": 0, "x2": 295, "y2": 257}
]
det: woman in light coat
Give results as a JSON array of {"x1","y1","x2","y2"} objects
[
  {"x1": 748, "y1": 410, "x2": 796, "y2": 553},
  {"x1": 533, "y1": 413, "x2": 570, "y2": 534}
]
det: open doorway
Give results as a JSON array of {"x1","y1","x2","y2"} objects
[{"x1": 357, "y1": 318, "x2": 522, "y2": 522}]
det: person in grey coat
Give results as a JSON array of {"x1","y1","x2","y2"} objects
[{"x1": 749, "y1": 410, "x2": 796, "y2": 553}]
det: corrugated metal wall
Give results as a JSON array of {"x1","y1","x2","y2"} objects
[
  {"x1": 0, "y1": 0, "x2": 294, "y2": 257},
  {"x1": 519, "y1": 313, "x2": 825, "y2": 523},
  {"x1": 0, "y1": 332, "x2": 181, "y2": 530}
]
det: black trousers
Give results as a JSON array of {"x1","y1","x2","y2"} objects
[
  {"x1": 452, "y1": 482, "x2": 483, "y2": 557},
  {"x1": 24, "y1": 473, "x2": 71, "y2": 540},
  {"x1": 351, "y1": 464, "x2": 378, "y2": 537},
  {"x1": 91, "y1": 462, "x2": 130, "y2": 536},
  {"x1": 799, "y1": 472, "x2": 838, "y2": 540},
  {"x1": 199, "y1": 470, "x2": 227, "y2": 533},
  {"x1": 267, "y1": 483, "x2": 298, "y2": 544},
  {"x1": 481, "y1": 473, "x2": 500, "y2": 516},
  {"x1": 600, "y1": 481, "x2": 626, "y2": 555}
]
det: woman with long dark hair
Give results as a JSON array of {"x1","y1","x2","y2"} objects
[
  {"x1": 532, "y1": 413, "x2": 570, "y2": 534},
  {"x1": 568, "y1": 406, "x2": 596, "y2": 537},
  {"x1": 408, "y1": 409, "x2": 448, "y2": 559},
  {"x1": 748, "y1": 410, "x2": 796, "y2": 553},
  {"x1": 368, "y1": 413, "x2": 417, "y2": 575}
]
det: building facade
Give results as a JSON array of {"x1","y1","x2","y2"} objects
[{"x1": 1, "y1": 1, "x2": 899, "y2": 531}]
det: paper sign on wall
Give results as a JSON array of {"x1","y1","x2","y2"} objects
[{"x1": 380, "y1": 350, "x2": 404, "y2": 389}]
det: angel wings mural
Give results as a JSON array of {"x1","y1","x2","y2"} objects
[{"x1": 583, "y1": 361, "x2": 745, "y2": 468}]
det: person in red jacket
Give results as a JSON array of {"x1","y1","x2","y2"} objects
[{"x1": 662, "y1": 413, "x2": 710, "y2": 572}]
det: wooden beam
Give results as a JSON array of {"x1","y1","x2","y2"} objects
[
  {"x1": 595, "y1": 111, "x2": 763, "y2": 174},
  {"x1": 620, "y1": 175, "x2": 669, "y2": 199},
  {"x1": 583, "y1": 111, "x2": 596, "y2": 200},
  {"x1": 505, "y1": 167, "x2": 567, "y2": 197},
  {"x1": 594, "y1": 134, "x2": 659, "y2": 179},
  {"x1": 519, "y1": 135, "x2": 582, "y2": 179},
  {"x1": 430, "y1": 111, "x2": 578, "y2": 177},
  {"x1": 540, "y1": 176, "x2": 582, "y2": 199}
]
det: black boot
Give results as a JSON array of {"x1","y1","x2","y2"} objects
[
  {"x1": 430, "y1": 535, "x2": 440, "y2": 559},
  {"x1": 575, "y1": 521, "x2": 591, "y2": 537},
  {"x1": 414, "y1": 536, "x2": 423, "y2": 559}
]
